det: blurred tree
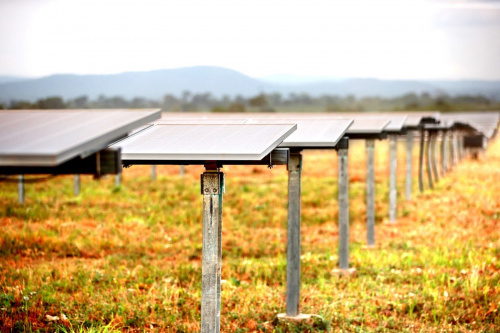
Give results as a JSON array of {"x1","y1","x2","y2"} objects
[
  {"x1": 37, "y1": 96, "x2": 65, "y2": 109},
  {"x1": 248, "y1": 94, "x2": 267, "y2": 108},
  {"x1": 162, "y1": 94, "x2": 180, "y2": 111},
  {"x1": 227, "y1": 102, "x2": 246, "y2": 112},
  {"x1": 211, "y1": 105, "x2": 227, "y2": 112},
  {"x1": 72, "y1": 96, "x2": 88, "y2": 109}
]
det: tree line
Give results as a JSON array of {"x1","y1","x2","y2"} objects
[{"x1": 2, "y1": 91, "x2": 499, "y2": 112}]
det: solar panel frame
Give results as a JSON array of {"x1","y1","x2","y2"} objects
[
  {"x1": 113, "y1": 123, "x2": 297, "y2": 162},
  {"x1": 0, "y1": 109, "x2": 161, "y2": 167}
]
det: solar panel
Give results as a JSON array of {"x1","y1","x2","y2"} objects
[
  {"x1": 246, "y1": 119, "x2": 353, "y2": 148},
  {"x1": 440, "y1": 112, "x2": 500, "y2": 138},
  {"x1": 113, "y1": 123, "x2": 297, "y2": 161},
  {"x1": 154, "y1": 119, "x2": 248, "y2": 124},
  {"x1": 0, "y1": 109, "x2": 161, "y2": 167}
]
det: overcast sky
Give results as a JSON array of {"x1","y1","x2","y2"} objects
[{"x1": 0, "y1": 0, "x2": 499, "y2": 80}]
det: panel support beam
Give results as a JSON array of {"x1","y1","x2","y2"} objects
[
  {"x1": 286, "y1": 151, "x2": 302, "y2": 317},
  {"x1": 405, "y1": 131, "x2": 413, "y2": 201},
  {"x1": 200, "y1": 169, "x2": 224, "y2": 333},
  {"x1": 430, "y1": 132, "x2": 439, "y2": 183},
  {"x1": 440, "y1": 130, "x2": 448, "y2": 177},
  {"x1": 335, "y1": 138, "x2": 354, "y2": 274},
  {"x1": 389, "y1": 135, "x2": 397, "y2": 223},
  {"x1": 418, "y1": 129, "x2": 425, "y2": 193},
  {"x1": 366, "y1": 139, "x2": 375, "y2": 246},
  {"x1": 0, "y1": 148, "x2": 121, "y2": 176},
  {"x1": 18, "y1": 175, "x2": 24, "y2": 204},
  {"x1": 151, "y1": 165, "x2": 156, "y2": 180},
  {"x1": 74, "y1": 175, "x2": 80, "y2": 196},
  {"x1": 426, "y1": 131, "x2": 434, "y2": 189}
]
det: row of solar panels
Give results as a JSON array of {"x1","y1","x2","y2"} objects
[
  {"x1": 1, "y1": 110, "x2": 498, "y2": 168},
  {"x1": 1, "y1": 109, "x2": 498, "y2": 332}
]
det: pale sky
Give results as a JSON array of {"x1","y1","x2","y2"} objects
[{"x1": 0, "y1": 0, "x2": 499, "y2": 80}]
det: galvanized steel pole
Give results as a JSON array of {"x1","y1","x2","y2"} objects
[
  {"x1": 151, "y1": 165, "x2": 156, "y2": 180},
  {"x1": 74, "y1": 175, "x2": 80, "y2": 196},
  {"x1": 389, "y1": 135, "x2": 397, "y2": 223},
  {"x1": 201, "y1": 170, "x2": 224, "y2": 333},
  {"x1": 286, "y1": 151, "x2": 302, "y2": 317},
  {"x1": 338, "y1": 138, "x2": 350, "y2": 269},
  {"x1": 440, "y1": 130, "x2": 447, "y2": 176},
  {"x1": 430, "y1": 132, "x2": 439, "y2": 182},
  {"x1": 426, "y1": 132, "x2": 434, "y2": 189},
  {"x1": 418, "y1": 129, "x2": 425, "y2": 193},
  {"x1": 453, "y1": 132, "x2": 459, "y2": 164},
  {"x1": 366, "y1": 140, "x2": 375, "y2": 246},
  {"x1": 115, "y1": 173, "x2": 121, "y2": 186},
  {"x1": 18, "y1": 175, "x2": 24, "y2": 204},
  {"x1": 405, "y1": 131, "x2": 413, "y2": 201},
  {"x1": 180, "y1": 165, "x2": 185, "y2": 177}
]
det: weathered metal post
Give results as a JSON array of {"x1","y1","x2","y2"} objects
[
  {"x1": 452, "y1": 131, "x2": 458, "y2": 165},
  {"x1": 366, "y1": 140, "x2": 375, "y2": 246},
  {"x1": 389, "y1": 134, "x2": 397, "y2": 223},
  {"x1": 426, "y1": 132, "x2": 434, "y2": 189},
  {"x1": 418, "y1": 129, "x2": 425, "y2": 193},
  {"x1": 440, "y1": 130, "x2": 447, "y2": 176},
  {"x1": 201, "y1": 167, "x2": 224, "y2": 333},
  {"x1": 336, "y1": 138, "x2": 354, "y2": 273},
  {"x1": 449, "y1": 131, "x2": 456, "y2": 169},
  {"x1": 115, "y1": 173, "x2": 121, "y2": 186},
  {"x1": 286, "y1": 151, "x2": 302, "y2": 317},
  {"x1": 151, "y1": 165, "x2": 156, "y2": 180},
  {"x1": 430, "y1": 132, "x2": 439, "y2": 182},
  {"x1": 18, "y1": 175, "x2": 24, "y2": 204},
  {"x1": 405, "y1": 131, "x2": 413, "y2": 201},
  {"x1": 458, "y1": 133, "x2": 464, "y2": 161},
  {"x1": 180, "y1": 165, "x2": 185, "y2": 177},
  {"x1": 74, "y1": 175, "x2": 80, "y2": 196}
]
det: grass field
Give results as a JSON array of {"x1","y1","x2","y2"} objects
[{"x1": 0, "y1": 138, "x2": 499, "y2": 332}]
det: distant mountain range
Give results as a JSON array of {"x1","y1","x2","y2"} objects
[{"x1": 1, "y1": 66, "x2": 500, "y2": 102}]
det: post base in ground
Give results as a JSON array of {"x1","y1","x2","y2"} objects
[
  {"x1": 277, "y1": 313, "x2": 322, "y2": 323},
  {"x1": 331, "y1": 267, "x2": 357, "y2": 277}
]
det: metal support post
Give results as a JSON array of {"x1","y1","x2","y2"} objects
[
  {"x1": 418, "y1": 129, "x2": 425, "y2": 193},
  {"x1": 201, "y1": 169, "x2": 224, "y2": 333},
  {"x1": 430, "y1": 132, "x2": 439, "y2": 182},
  {"x1": 426, "y1": 132, "x2": 434, "y2": 189},
  {"x1": 440, "y1": 130, "x2": 447, "y2": 176},
  {"x1": 449, "y1": 132, "x2": 456, "y2": 169},
  {"x1": 74, "y1": 175, "x2": 80, "y2": 196},
  {"x1": 405, "y1": 131, "x2": 413, "y2": 201},
  {"x1": 18, "y1": 175, "x2": 24, "y2": 204},
  {"x1": 151, "y1": 165, "x2": 156, "y2": 180},
  {"x1": 115, "y1": 173, "x2": 121, "y2": 186},
  {"x1": 389, "y1": 135, "x2": 397, "y2": 223},
  {"x1": 286, "y1": 151, "x2": 302, "y2": 317},
  {"x1": 458, "y1": 133, "x2": 464, "y2": 161},
  {"x1": 180, "y1": 165, "x2": 185, "y2": 177},
  {"x1": 337, "y1": 138, "x2": 350, "y2": 270},
  {"x1": 452, "y1": 132, "x2": 458, "y2": 165},
  {"x1": 366, "y1": 140, "x2": 375, "y2": 246}
]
